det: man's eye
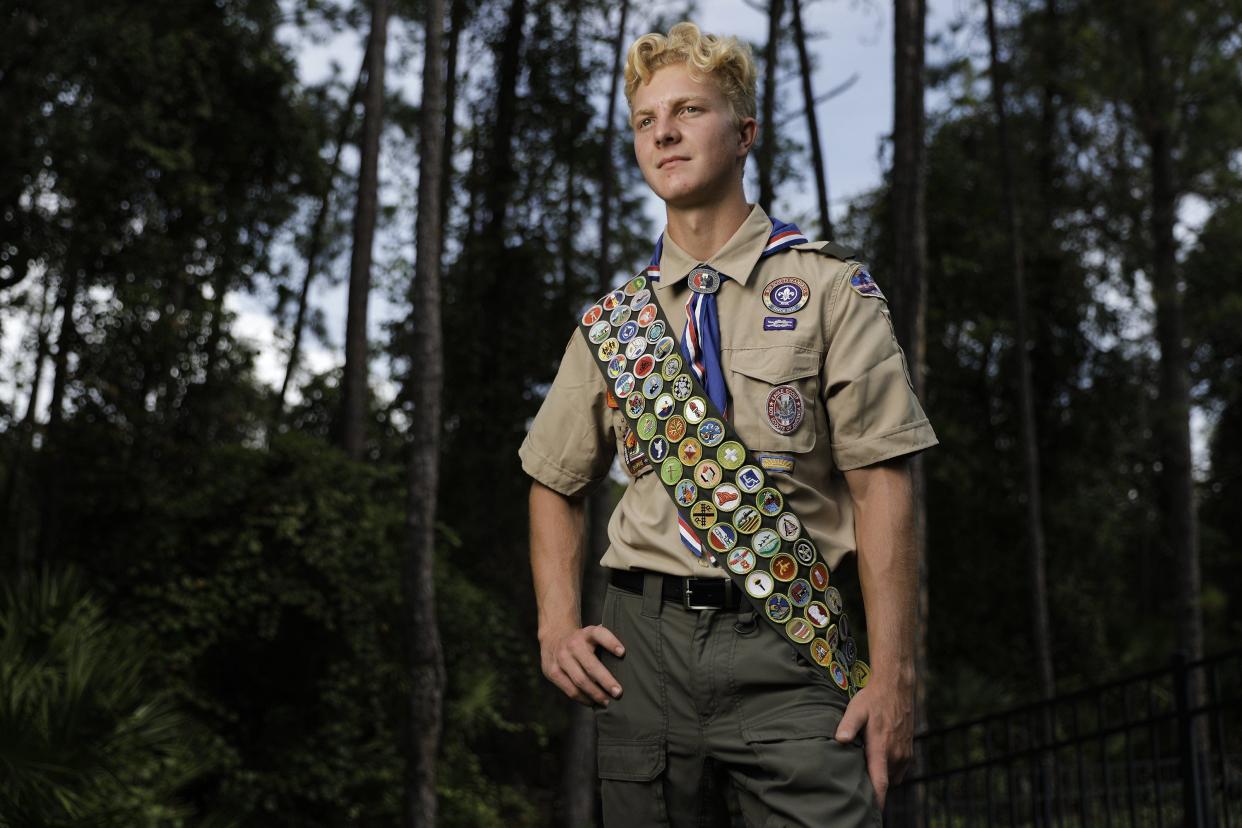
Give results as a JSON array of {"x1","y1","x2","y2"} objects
[{"x1": 684, "y1": 106, "x2": 699, "y2": 113}]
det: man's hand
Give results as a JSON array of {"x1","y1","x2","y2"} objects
[
  {"x1": 540, "y1": 624, "x2": 626, "y2": 706},
  {"x1": 833, "y1": 681, "x2": 914, "y2": 811}
]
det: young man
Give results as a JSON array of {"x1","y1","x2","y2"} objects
[{"x1": 520, "y1": 22, "x2": 937, "y2": 827}]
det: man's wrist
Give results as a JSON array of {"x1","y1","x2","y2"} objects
[{"x1": 868, "y1": 661, "x2": 916, "y2": 693}]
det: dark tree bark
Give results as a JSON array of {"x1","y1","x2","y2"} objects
[
  {"x1": 596, "y1": 0, "x2": 629, "y2": 295},
  {"x1": 481, "y1": 0, "x2": 527, "y2": 256},
  {"x1": 339, "y1": 0, "x2": 390, "y2": 461},
  {"x1": 437, "y1": 0, "x2": 464, "y2": 247},
  {"x1": 275, "y1": 45, "x2": 369, "y2": 426},
  {"x1": 791, "y1": 0, "x2": 832, "y2": 238},
  {"x1": 402, "y1": 0, "x2": 448, "y2": 822},
  {"x1": 757, "y1": 0, "x2": 785, "y2": 212},
  {"x1": 889, "y1": 0, "x2": 928, "y2": 821},
  {"x1": 36, "y1": 264, "x2": 81, "y2": 563}
]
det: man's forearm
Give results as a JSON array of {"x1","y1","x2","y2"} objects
[
  {"x1": 529, "y1": 480, "x2": 588, "y2": 642},
  {"x1": 846, "y1": 459, "x2": 918, "y2": 687}
]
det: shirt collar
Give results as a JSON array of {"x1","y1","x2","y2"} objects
[{"x1": 653, "y1": 203, "x2": 774, "y2": 292}]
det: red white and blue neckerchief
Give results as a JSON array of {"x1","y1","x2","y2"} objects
[{"x1": 648, "y1": 216, "x2": 807, "y2": 557}]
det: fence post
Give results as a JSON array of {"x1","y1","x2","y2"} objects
[{"x1": 1172, "y1": 651, "x2": 1207, "y2": 828}]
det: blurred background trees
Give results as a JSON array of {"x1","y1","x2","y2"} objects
[{"x1": 0, "y1": 0, "x2": 1238, "y2": 824}]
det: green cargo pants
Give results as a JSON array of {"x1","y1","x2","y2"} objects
[{"x1": 594, "y1": 574, "x2": 881, "y2": 827}]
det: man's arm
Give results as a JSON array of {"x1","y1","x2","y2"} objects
[
  {"x1": 833, "y1": 456, "x2": 918, "y2": 811},
  {"x1": 529, "y1": 480, "x2": 626, "y2": 706}
]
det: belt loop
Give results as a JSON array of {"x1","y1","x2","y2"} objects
[{"x1": 641, "y1": 572, "x2": 663, "y2": 618}]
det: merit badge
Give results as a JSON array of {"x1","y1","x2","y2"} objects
[
  {"x1": 582, "y1": 305, "x2": 603, "y2": 325},
  {"x1": 654, "y1": 393, "x2": 676, "y2": 419},
  {"x1": 690, "y1": 500, "x2": 718, "y2": 529},
  {"x1": 771, "y1": 553, "x2": 798, "y2": 582},
  {"x1": 697, "y1": 418, "x2": 724, "y2": 447},
  {"x1": 636, "y1": 413, "x2": 658, "y2": 440},
  {"x1": 672, "y1": 374, "x2": 693, "y2": 401},
  {"x1": 589, "y1": 321, "x2": 611, "y2": 344},
  {"x1": 646, "y1": 319, "x2": 666, "y2": 342},
  {"x1": 633, "y1": 354, "x2": 655, "y2": 379},
  {"x1": 851, "y1": 661, "x2": 871, "y2": 689},
  {"x1": 607, "y1": 354, "x2": 626, "y2": 378},
  {"x1": 824, "y1": 586, "x2": 844, "y2": 615},
  {"x1": 677, "y1": 437, "x2": 702, "y2": 465},
  {"x1": 613, "y1": 372, "x2": 635, "y2": 398},
  {"x1": 753, "y1": 529, "x2": 781, "y2": 557},
  {"x1": 637, "y1": 303, "x2": 658, "y2": 327},
  {"x1": 736, "y1": 465, "x2": 764, "y2": 493},
  {"x1": 810, "y1": 637, "x2": 833, "y2": 666},
  {"x1": 788, "y1": 579, "x2": 811, "y2": 607},
  {"x1": 641, "y1": 374, "x2": 663, "y2": 400},
  {"x1": 776, "y1": 512, "x2": 802, "y2": 542},
  {"x1": 765, "y1": 593, "x2": 792, "y2": 623},
  {"x1": 732, "y1": 505, "x2": 762, "y2": 535},
  {"x1": 830, "y1": 661, "x2": 849, "y2": 691},
  {"x1": 630, "y1": 288, "x2": 651, "y2": 309},
  {"x1": 622, "y1": 428, "x2": 649, "y2": 477},
  {"x1": 809, "y1": 562, "x2": 830, "y2": 591},
  {"x1": 745, "y1": 570, "x2": 774, "y2": 599},
  {"x1": 617, "y1": 320, "x2": 639, "y2": 343},
  {"x1": 609, "y1": 304, "x2": 631, "y2": 326},
  {"x1": 841, "y1": 637, "x2": 857, "y2": 665},
  {"x1": 625, "y1": 337, "x2": 648, "y2": 360},
  {"x1": 653, "y1": 336, "x2": 675, "y2": 361},
  {"x1": 674, "y1": 478, "x2": 697, "y2": 506},
  {"x1": 602, "y1": 290, "x2": 623, "y2": 311},
  {"x1": 758, "y1": 453, "x2": 795, "y2": 474},
  {"x1": 625, "y1": 276, "x2": 646, "y2": 295},
  {"x1": 598, "y1": 338, "x2": 619, "y2": 361},
  {"x1": 765, "y1": 385, "x2": 804, "y2": 435},
  {"x1": 693, "y1": 459, "x2": 722, "y2": 489},
  {"x1": 727, "y1": 547, "x2": 756, "y2": 575},
  {"x1": 793, "y1": 537, "x2": 816, "y2": 566},
  {"x1": 763, "y1": 316, "x2": 797, "y2": 331},
  {"x1": 649, "y1": 436, "x2": 670, "y2": 463},
  {"x1": 684, "y1": 397, "x2": 707, "y2": 424},
  {"x1": 711, "y1": 482, "x2": 741, "y2": 512},
  {"x1": 708, "y1": 523, "x2": 737, "y2": 553},
  {"x1": 688, "y1": 266, "x2": 721, "y2": 294},
  {"x1": 755, "y1": 487, "x2": 783, "y2": 516},
  {"x1": 806, "y1": 601, "x2": 830, "y2": 628},
  {"x1": 716, "y1": 441, "x2": 744, "y2": 470},
  {"x1": 659, "y1": 457, "x2": 683, "y2": 485},
  {"x1": 762, "y1": 276, "x2": 810, "y2": 314},
  {"x1": 665, "y1": 415, "x2": 687, "y2": 442},
  {"x1": 850, "y1": 269, "x2": 884, "y2": 299},
  {"x1": 825, "y1": 624, "x2": 840, "y2": 651},
  {"x1": 661, "y1": 354, "x2": 683, "y2": 380},
  {"x1": 838, "y1": 613, "x2": 851, "y2": 639},
  {"x1": 625, "y1": 393, "x2": 645, "y2": 418},
  {"x1": 786, "y1": 618, "x2": 814, "y2": 644}
]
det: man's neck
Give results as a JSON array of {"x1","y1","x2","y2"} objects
[{"x1": 664, "y1": 188, "x2": 752, "y2": 263}]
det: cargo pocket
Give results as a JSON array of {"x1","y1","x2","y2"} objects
[
  {"x1": 726, "y1": 346, "x2": 822, "y2": 454},
  {"x1": 597, "y1": 737, "x2": 669, "y2": 826}
]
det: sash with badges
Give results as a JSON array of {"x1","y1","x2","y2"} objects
[{"x1": 578, "y1": 273, "x2": 871, "y2": 697}]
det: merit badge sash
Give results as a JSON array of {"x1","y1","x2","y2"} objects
[{"x1": 578, "y1": 274, "x2": 871, "y2": 697}]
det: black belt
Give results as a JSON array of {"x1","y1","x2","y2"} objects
[{"x1": 610, "y1": 569, "x2": 744, "y2": 611}]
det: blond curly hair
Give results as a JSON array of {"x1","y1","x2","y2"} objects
[{"x1": 624, "y1": 22, "x2": 758, "y2": 126}]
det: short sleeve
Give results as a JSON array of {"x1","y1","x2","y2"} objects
[
  {"x1": 519, "y1": 330, "x2": 618, "y2": 496},
  {"x1": 822, "y1": 269, "x2": 938, "y2": 471}
]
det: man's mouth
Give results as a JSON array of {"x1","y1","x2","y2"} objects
[{"x1": 658, "y1": 156, "x2": 690, "y2": 169}]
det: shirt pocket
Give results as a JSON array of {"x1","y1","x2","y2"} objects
[{"x1": 726, "y1": 346, "x2": 821, "y2": 454}]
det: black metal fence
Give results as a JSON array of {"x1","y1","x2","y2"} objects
[{"x1": 886, "y1": 648, "x2": 1242, "y2": 827}]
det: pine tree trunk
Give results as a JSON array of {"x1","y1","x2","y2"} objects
[
  {"x1": 402, "y1": 0, "x2": 447, "y2": 822},
  {"x1": 890, "y1": 0, "x2": 928, "y2": 822},
  {"x1": 340, "y1": 0, "x2": 390, "y2": 460},
  {"x1": 36, "y1": 264, "x2": 80, "y2": 563},
  {"x1": 596, "y1": 0, "x2": 628, "y2": 295},
  {"x1": 791, "y1": 0, "x2": 832, "y2": 239},
  {"x1": 437, "y1": 0, "x2": 464, "y2": 246},
  {"x1": 757, "y1": 0, "x2": 785, "y2": 212}
]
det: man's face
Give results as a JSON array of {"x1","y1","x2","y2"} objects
[{"x1": 630, "y1": 63, "x2": 755, "y2": 209}]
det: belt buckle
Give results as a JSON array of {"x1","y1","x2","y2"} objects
[{"x1": 682, "y1": 579, "x2": 717, "y2": 611}]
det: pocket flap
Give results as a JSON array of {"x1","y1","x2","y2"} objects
[
  {"x1": 597, "y1": 738, "x2": 666, "y2": 781},
  {"x1": 728, "y1": 347, "x2": 821, "y2": 385}
]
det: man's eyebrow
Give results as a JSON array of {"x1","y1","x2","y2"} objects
[{"x1": 632, "y1": 97, "x2": 710, "y2": 120}]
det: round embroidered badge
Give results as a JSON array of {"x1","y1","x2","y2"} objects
[
  {"x1": 765, "y1": 385, "x2": 804, "y2": 434},
  {"x1": 762, "y1": 276, "x2": 810, "y2": 314}
]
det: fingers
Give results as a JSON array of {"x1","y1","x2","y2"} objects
[
  {"x1": 867, "y1": 741, "x2": 890, "y2": 811},
  {"x1": 541, "y1": 625, "x2": 626, "y2": 707},
  {"x1": 588, "y1": 624, "x2": 626, "y2": 657},
  {"x1": 834, "y1": 692, "x2": 868, "y2": 744}
]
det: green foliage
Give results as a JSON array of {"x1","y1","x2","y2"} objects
[{"x1": 0, "y1": 567, "x2": 206, "y2": 827}]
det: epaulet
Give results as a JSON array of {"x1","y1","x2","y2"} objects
[{"x1": 791, "y1": 240, "x2": 858, "y2": 261}]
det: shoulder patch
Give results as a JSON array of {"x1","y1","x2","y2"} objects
[
  {"x1": 791, "y1": 240, "x2": 857, "y2": 261},
  {"x1": 849, "y1": 269, "x2": 885, "y2": 299}
]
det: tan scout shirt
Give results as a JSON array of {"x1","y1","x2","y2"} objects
[{"x1": 520, "y1": 204, "x2": 938, "y2": 577}]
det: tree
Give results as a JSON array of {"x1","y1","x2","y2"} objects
[
  {"x1": 340, "y1": 0, "x2": 391, "y2": 460},
  {"x1": 756, "y1": 0, "x2": 785, "y2": 212},
  {"x1": 790, "y1": 0, "x2": 832, "y2": 238}
]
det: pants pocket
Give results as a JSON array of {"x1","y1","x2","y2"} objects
[{"x1": 598, "y1": 737, "x2": 669, "y2": 826}]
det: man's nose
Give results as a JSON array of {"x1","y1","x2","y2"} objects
[{"x1": 655, "y1": 115, "x2": 679, "y2": 147}]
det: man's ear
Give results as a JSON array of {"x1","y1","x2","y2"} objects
[{"x1": 737, "y1": 116, "x2": 758, "y2": 157}]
